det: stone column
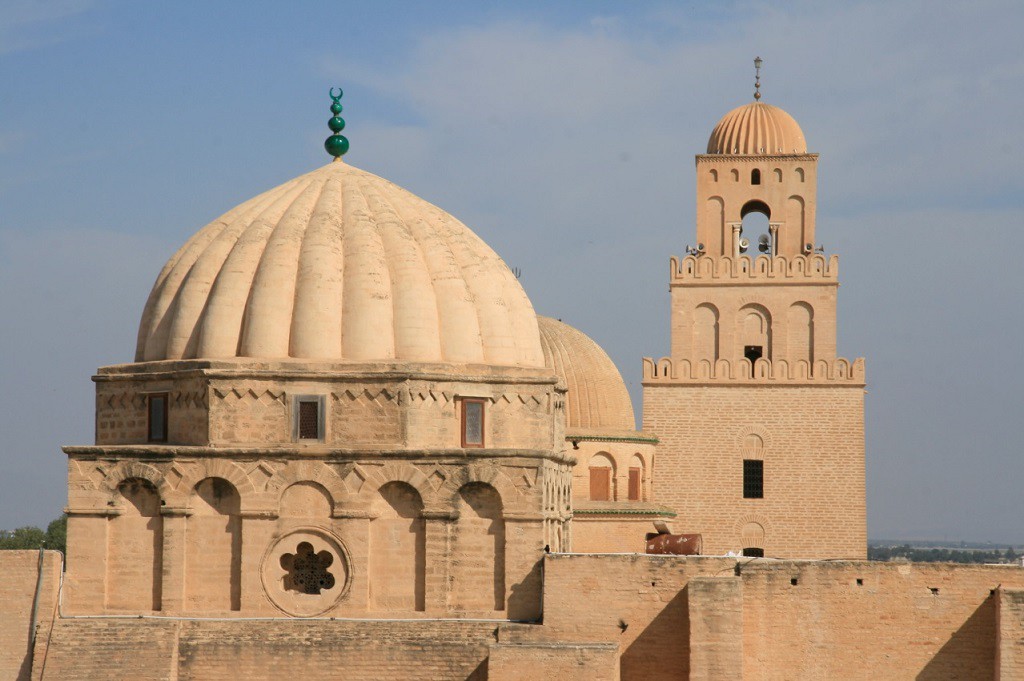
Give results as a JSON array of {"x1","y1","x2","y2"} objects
[
  {"x1": 159, "y1": 507, "x2": 189, "y2": 613},
  {"x1": 239, "y1": 511, "x2": 276, "y2": 614},
  {"x1": 332, "y1": 509, "x2": 372, "y2": 613},
  {"x1": 64, "y1": 510, "x2": 112, "y2": 613},
  {"x1": 503, "y1": 512, "x2": 546, "y2": 622},
  {"x1": 422, "y1": 510, "x2": 456, "y2": 615}
]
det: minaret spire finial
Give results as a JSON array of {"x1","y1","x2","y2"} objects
[
  {"x1": 324, "y1": 87, "x2": 349, "y2": 161},
  {"x1": 753, "y1": 56, "x2": 763, "y2": 101}
]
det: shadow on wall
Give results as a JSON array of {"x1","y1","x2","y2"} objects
[
  {"x1": 620, "y1": 587, "x2": 689, "y2": 680},
  {"x1": 507, "y1": 559, "x2": 543, "y2": 622},
  {"x1": 917, "y1": 598, "x2": 995, "y2": 681},
  {"x1": 467, "y1": 657, "x2": 487, "y2": 681}
]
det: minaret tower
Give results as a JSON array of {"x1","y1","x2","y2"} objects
[{"x1": 642, "y1": 60, "x2": 866, "y2": 559}]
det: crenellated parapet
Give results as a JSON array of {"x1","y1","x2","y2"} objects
[
  {"x1": 670, "y1": 253, "x2": 838, "y2": 285},
  {"x1": 641, "y1": 355, "x2": 865, "y2": 384}
]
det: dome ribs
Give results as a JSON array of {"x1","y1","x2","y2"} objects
[
  {"x1": 537, "y1": 317, "x2": 635, "y2": 432},
  {"x1": 240, "y1": 180, "x2": 321, "y2": 358},
  {"x1": 340, "y1": 172, "x2": 395, "y2": 361},
  {"x1": 362, "y1": 178, "x2": 442, "y2": 363},
  {"x1": 290, "y1": 177, "x2": 345, "y2": 359},
  {"x1": 390, "y1": 188, "x2": 485, "y2": 365},
  {"x1": 137, "y1": 162, "x2": 545, "y2": 368},
  {"x1": 434, "y1": 210, "x2": 519, "y2": 366},
  {"x1": 706, "y1": 103, "x2": 807, "y2": 155},
  {"x1": 197, "y1": 179, "x2": 308, "y2": 359}
]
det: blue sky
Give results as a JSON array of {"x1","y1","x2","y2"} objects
[{"x1": 2, "y1": 1, "x2": 1023, "y2": 543}]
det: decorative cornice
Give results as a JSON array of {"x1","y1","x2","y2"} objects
[
  {"x1": 63, "y1": 445, "x2": 577, "y2": 466},
  {"x1": 566, "y1": 434, "x2": 659, "y2": 445},
  {"x1": 695, "y1": 153, "x2": 819, "y2": 163}
]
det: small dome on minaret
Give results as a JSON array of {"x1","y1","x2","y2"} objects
[{"x1": 706, "y1": 102, "x2": 807, "y2": 155}]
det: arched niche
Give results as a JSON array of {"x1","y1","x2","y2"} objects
[
  {"x1": 280, "y1": 481, "x2": 333, "y2": 518},
  {"x1": 588, "y1": 452, "x2": 615, "y2": 501},
  {"x1": 452, "y1": 483, "x2": 505, "y2": 612},
  {"x1": 108, "y1": 478, "x2": 163, "y2": 611},
  {"x1": 787, "y1": 302, "x2": 815, "y2": 364},
  {"x1": 186, "y1": 477, "x2": 241, "y2": 612},
  {"x1": 693, "y1": 303, "x2": 720, "y2": 363},
  {"x1": 369, "y1": 481, "x2": 425, "y2": 612},
  {"x1": 704, "y1": 196, "x2": 725, "y2": 256}
]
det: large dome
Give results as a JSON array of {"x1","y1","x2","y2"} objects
[
  {"x1": 135, "y1": 161, "x2": 544, "y2": 367},
  {"x1": 706, "y1": 101, "x2": 807, "y2": 155},
  {"x1": 537, "y1": 316, "x2": 635, "y2": 432}
]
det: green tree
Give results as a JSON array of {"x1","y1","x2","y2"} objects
[
  {"x1": 0, "y1": 514, "x2": 67, "y2": 554},
  {"x1": 45, "y1": 514, "x2": 67, "y2": 555},
  {"x1": 0, "y1": 525, "x2": 46, "y2": 550}
]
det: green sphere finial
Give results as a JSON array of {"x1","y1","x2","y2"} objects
[{"x1": 325, "y1": 87, "x2": 349, "y2": 160}]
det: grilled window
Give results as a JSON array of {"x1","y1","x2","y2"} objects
[
  {"x1": 743, "y1": 459, "x2": 764, "y2": 499},
  {"x1": 294, "y1": 396, "x2": 324, "y2": 441},
  {"x1": 147, "y1": 393, "x2": 168, "y2": 443},
  {"x1": 461, "y1": 398, "x2": 485, "y2": 448}
]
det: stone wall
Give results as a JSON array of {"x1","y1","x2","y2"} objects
[
  {"x1": 644, "y1": 384, "x2": 865, "y2": 559},
  {"x1": 997, "y1": 587, "x2": 1024, "y2": 680},
  {"x1": 0, "y1": 551, "x2": 61, "y2": 681},
  {"x1": 740, "y1": 561, "x2": 1024, "y2": 680},
  {"x1": 39, "y1": 619, "x2": 497, "y2": 680},
  {"x1": 539, "y1": 554, "x2": 1024, "y2": 681}
]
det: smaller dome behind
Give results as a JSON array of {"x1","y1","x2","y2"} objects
[
  {"x1": 538, "y1": 316, "x2": 635, "y2": 433},
  {"x1": 706, "y1": 101, "x2": 807, "y2": 155}
]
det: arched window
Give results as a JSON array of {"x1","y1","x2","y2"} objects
[
  {"x1": 186, "y1": 478, "x2": 241, "y2": 611},
  {"x1": 751, "y1": 168, "x2": 761, "y2": 185},
  {"x1": 739, "y1": 200, "x2": 771, "y2": 257},
  {"x1": 709, "y1": 169, "x2": 718, "y2": 182},
  {"x1": 108, "y1": 478, "x2": 163, "y2": 611},
  {"x1": 730, "y1": 168, "x2": 739, "y2": 182},
  {"x1": 588, "y1": 452, "x2": 615, "y2": 501},
  {"x1": 452, "y1": 483, "x2": 505, "y2": 611},
  {"x1": 370, "y1": 482, "x2": 425, "y2": 612}
]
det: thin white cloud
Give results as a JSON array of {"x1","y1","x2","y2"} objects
[{"x1": 0, "y1": 0, "x2": 94, "y2": 55}]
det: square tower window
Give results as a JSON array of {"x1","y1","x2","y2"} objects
[
  {"x1": 751, "y1": 168, "x2": 761, "y2": 185},
  {"x1": 743, "y1": 459, "x2": 764, "y2": 499},
  {"x1": 294, "y1": 396, "x2": 325, "y2": 441},
  {"x1": 147, "y1": 393, "x2": 168, "y2": 443},
  {"x1": 460, "y1": 398, "x2": 485, "y2": 448},
  {"x1": 743, "y1": 547, "x2": 765, "y2": 557}
]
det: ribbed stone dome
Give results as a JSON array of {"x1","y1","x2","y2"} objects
[
  {"x1": 537, "y1": 316, "x2": 635, "y2": 432},
  {"x1": 136, "y1": 161, "x2": 544, "y2": 367},
  {"x1": 706, "y1": 101, "x2": 807, "y2": 155}
]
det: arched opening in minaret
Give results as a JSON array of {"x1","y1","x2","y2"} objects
[
  {"x1": 751, "y1": 168, "x2": 761, "y2": 185},
  {"x1": 740, "y1": 200, "x2": 771, "y2": 256}
]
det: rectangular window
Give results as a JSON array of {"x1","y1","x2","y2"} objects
[
  {"x1": 589, "y1": 467, "x2": 611, "y2": 501},
  {"x1": 628, "y1": 467, "x2": 641, "y2": 501},
  {"x1": 461, "y1": 398, "x2": 485, "y2": 448},
  {"x1": 743, "y1": 459, "x2": 764, "y2": 499},
  {"x1": 742, "y1": 547, "x2": 765, "y2": 558},
  {"x1": 294, "y1": 396, "x2": 324, "y2": 441},
  {"x1": 147, "y1": 393, "x2": 168, "y2": 443}
]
